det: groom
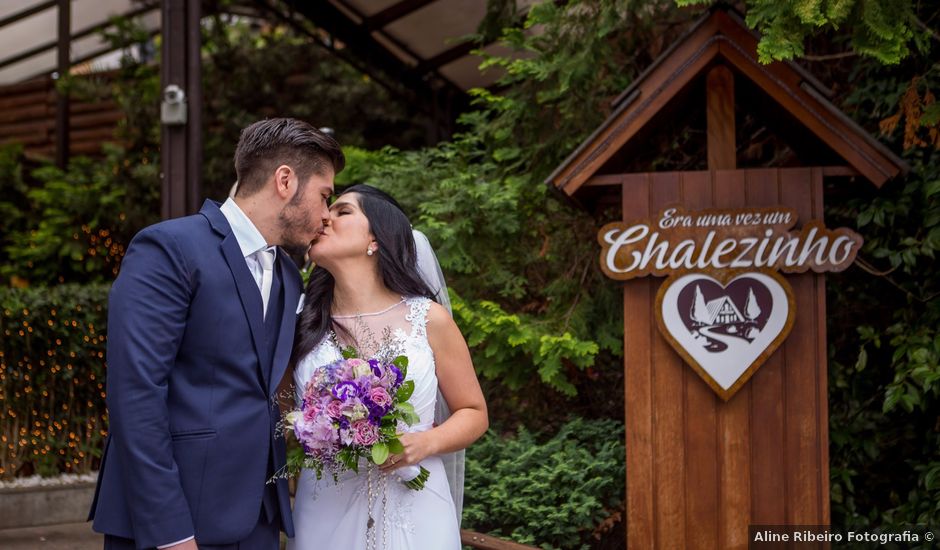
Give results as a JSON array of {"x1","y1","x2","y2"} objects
[{"x1": 89, "y1": 118, "x2": 344, "y2": 549}]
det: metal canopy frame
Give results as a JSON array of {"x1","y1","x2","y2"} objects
[{"x1": 0, "y1": 0, "x2": 525, "y2": 217}]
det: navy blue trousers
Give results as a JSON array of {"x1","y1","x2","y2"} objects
[{"x1": 102, "y1": 511, "x2": 279, "y2": 550}]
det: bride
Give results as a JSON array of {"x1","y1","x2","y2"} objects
[{"x1": 287, "y1": 184, "x2": 488, "y2": 549}]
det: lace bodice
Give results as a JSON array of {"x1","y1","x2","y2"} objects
[{"x1": 293, "y1": 296, "x2": 438, "y2": 428}]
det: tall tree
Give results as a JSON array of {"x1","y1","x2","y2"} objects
[
  {"x1": 745, "y1": 287, "x2": 761, "y2": 320},
  {"x1": 692, "y1": 285, "x2": 711, "y2": 325}
]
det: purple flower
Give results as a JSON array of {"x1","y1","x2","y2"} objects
[
  {"x1": 339, "y1": 427, "x2": 355, "y2": 446},
  {"x1": 294, "y1": 415, "x2": 335, "y2": 451},
  {"x1": 303, "y1": 403, "x2": 320, "y2": 422},
  {"x1": 369, "y1": 359, "x2": 382, "y2": 377},
  {"x1": 387, "y1": 365, "x2": 403, "y2": 386},
  {"x1": 332, "y1": 381, "x2": 360, "y2": 400}
]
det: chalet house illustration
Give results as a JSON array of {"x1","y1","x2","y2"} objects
[{"x1": 705, "y1": 295, "x2": 744, "y2": 325}]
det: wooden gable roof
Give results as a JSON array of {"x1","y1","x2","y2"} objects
[{"x1": 545, "y1": 8, "x2": 908, "y2": 196}]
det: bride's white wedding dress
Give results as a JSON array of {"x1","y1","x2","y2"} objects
[{"x1": 288, "y1": 297, "x2": 461, "y2": 550}]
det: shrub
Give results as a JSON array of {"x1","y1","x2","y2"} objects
[
  {"x1": 0, "y1": 284, "x2": 109, "y2": 479},
  {"x1": 463, "y1": 417, "x2": 625, "y2": 549}
]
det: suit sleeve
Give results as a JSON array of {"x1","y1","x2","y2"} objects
[{"x1": 105, "y1": 226, "x2": 195, "y2": 548}]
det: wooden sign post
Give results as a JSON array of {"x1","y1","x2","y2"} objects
[{"x1": 546, "y1": 9, "x2": 907, "y2": 549}]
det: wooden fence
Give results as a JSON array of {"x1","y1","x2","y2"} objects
[{"x1": 0, "y1": 76, "x2": 122, "y2": 159}]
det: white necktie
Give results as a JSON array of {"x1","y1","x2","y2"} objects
[{"x1": 256, "y1": 248, "x2": 275, "y2": 320}]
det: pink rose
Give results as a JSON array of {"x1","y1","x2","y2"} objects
[
  {"x1": 303, "y1": 404, "x2": 320, "y2": 422},
  {"x1": 352, "y1": 419, "x2": 379, "y2": 446},
  {"x1": 325, "y1": 399, "x2": 343, "y2": 419},
  {"x1": 369, "y1": 387, "x2": 392, "y2": 409}
]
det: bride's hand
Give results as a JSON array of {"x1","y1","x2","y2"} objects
[{"x1": 379, "y1": 431, "x2": 435, "y2": 472}]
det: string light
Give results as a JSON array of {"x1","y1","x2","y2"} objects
[{"x1": 1, "y1": 288, "x2": 109, "y2": 480}]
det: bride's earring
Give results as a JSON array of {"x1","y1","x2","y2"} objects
[{"x1": 366, "y1": 247, "x2": 374, "y2": 256}]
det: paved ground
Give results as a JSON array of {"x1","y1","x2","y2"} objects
[
  {"x1": 0, "y1": 522, "x2": 100, "y2": 550},
  {"x1": 0, "y1": 523, "x2": 292, "y2": 550}
]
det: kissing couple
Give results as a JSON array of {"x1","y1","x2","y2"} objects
[{"x1": 88, "y1": 118, "x2": 488, "y2": 549}]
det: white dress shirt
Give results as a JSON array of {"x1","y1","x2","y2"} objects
[
  {"x1": 157, "y1": 199, "x2": 273, "y2": 549},
  {"x1": 220, "y1": 197, "x2": 277, "y2": 293}
]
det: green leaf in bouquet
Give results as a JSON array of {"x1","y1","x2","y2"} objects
[
  {"x1": 338, "y1": 448, "x2": 359, "y2": 473},
  {"x1": 371, "y1": 442, "x2": 389, "y2": 465},
  {"x1": 341, "y1": 345, "x2": 359, "y2": 359},
  {"x1": 396, "y1": 380, "x2": 415, "y2": 401},
  {"x1": 287, "y1": 445, "x2": 305, "y2": 464},
  {"x1": 388, "y1": 438, "x2": 405, "y2": 454},
  {"x1": 396, "y1": 402, "x2": 420, "y2": 425},
  {"x1": 393, "y1": 355, "x2": 408, "y2": 376}
]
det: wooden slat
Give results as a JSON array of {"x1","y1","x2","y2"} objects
[
  {"x1": 745, "y1": 169, "x2": 788, "y2": 525},
  {"x1": 0, "y1": 90, "x2": 53, "y2": 111},
  {"x1": 460, "y1": 530, "x2": 540, "y2": 550},
  {"x1": 680, "y1": 171, "x2": 719, "y2": 550},
  {"x1": 706, "y1": 65, "x2": 736, "y2": 170},
  {"x1": 623, "y1": 173, "x2": 654, "y2": 550},
  {"x1": 0, "y1": 77, "x2": 51, "y2": 96},
  {"x1": 712, "y1": 169, "x2": 751, "y2": 550},
  {"x1": 0, "y1": 103, "x2": 48, "y2": 124},
  {"x1": 0, "y1": 66, "x2": 121, "y2": 159},
  {"x1": 778, "y1": 168, "x2": 823, "y2": 525},
  {"x1": 649, "y1": 173, "x2": 686, "y2": 549},
  {"x1": 0, "y1": 133, "x2": 49, "y2": 146},
  {"x1": 70, "y1": 127, "x2": 116, "y2": 142},
  {"x1": 585, "y1": 174, "x2": 623, "y2": 187},
  {"x1": 821, "y1": 166, "x2": 857, "y2": 177},
  {"x1": 0, "y1": 119, "x2": 52, "y2": 138},
  {"x1": 71, "y1": 100, "x2": 118, "y2": 114},
  {"x1": 813, "y1": 168, "x2": 832, "y2": 524},
  {"x1": 71, "y1": 110, "x2": 123, "y2": 128}
]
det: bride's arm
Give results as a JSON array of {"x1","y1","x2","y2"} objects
[{"x1": 382, "y1": 302, "x2": 488, "y2": 470}]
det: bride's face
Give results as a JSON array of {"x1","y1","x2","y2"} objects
[{"x1": 307, "y1": 192, "x2": 376, "y2": 266}]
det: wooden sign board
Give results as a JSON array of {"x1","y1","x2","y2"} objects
[{"x1": 597, "y1": 205, "x2": 861, "y2": 400}]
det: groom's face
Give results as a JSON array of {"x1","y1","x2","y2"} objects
[{"x1": 277, "y1": 169, "x2": 334, "y2": 255}]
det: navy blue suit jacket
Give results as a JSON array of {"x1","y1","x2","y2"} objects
[{"x1": 89, "y1": 200, "x2": 300, "y2": 548}]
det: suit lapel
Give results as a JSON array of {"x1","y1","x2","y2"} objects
[
  {"x1": 220, "y1": 233, "x2": 266, "y2": 379},
  {"x1": 269, "y1": 252, "x2": 302, "y2": 395},
  {"x1": 201, "y1": 201, "x2": 266, "y2": 386}
]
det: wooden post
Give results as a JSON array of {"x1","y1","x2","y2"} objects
[
  {"x1": 160, "y1": 0, "x2": 202, "y2": 219},
  {"x1": 54, "y1": 0, "x2": 69, "y2": 168},
  {"x1": 706, "y1": 64, "x2": 735, "y2": 170},
  {"x1": 185, "y1": 0, "x2": 203, "y2": 214}
]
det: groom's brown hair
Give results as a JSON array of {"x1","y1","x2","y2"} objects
[{"x1": 233, "y1": 117, "x2": 345, "y2": 198}]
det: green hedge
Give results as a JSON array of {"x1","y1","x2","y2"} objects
[
  {"x1": 463, "y1": 417, "x2": 625, "y2": 549},
  {"x1": 0, "y1": 284, "x2": 109, "y2": 479}
]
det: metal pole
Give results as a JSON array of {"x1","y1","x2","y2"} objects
[{"x1": 55, "y1": 0, "x2": 70, "y2": 168}]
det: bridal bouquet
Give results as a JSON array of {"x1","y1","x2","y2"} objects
[{"x1": 277, "y1": 347, "x2": 430, "y2": 490}]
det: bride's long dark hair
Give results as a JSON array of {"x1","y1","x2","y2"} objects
[{"x1": 292, "y1": 184, "x2": 435, "y2": 363}]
